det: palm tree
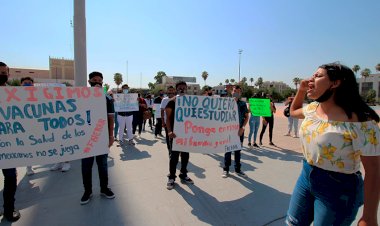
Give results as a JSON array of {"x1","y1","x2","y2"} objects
[
  {"x1": 225, "y1": 79, "x2": 229, "y2": 84},
  {"x1": 293, "y1": 77, "x2": 301, "y2": 90},
  {"x1": 255, "y1": 77, "x2": 263, "y2": 89},
  {"x1": 154, "y1": 71, "x2": 166, "y2": 84},
  {"x1": 230, "y1": 79, "x2": 235, "y2": 84},
  {"x1": 148, "y1": 82, "x2": 155, "y2": 90},
  {"x1": 375, "y1": 63, "x2": 380, "y2": 72},
  {"x1": 352, "y1": 65, "x2": 360, "y2": 76},
  {"x1": 219, "y1": 82, "x2": 223, "y2": 86},
  {"x1": 249, "y1": 77, "x2": 254, "y2": 86},
  {"x1": 201, "y1": 71, "x2": 209, "y2": 85},
  {"x1": 361, "y1": 68, "x2": 371, "y2": 80},
  {"x1": 114, "y1": 73, "x2": 123, "y2": 88},
  {"x1": 241, "y1": 77, "x2": 247, "y2": 85}
]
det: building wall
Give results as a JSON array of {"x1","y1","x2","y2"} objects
[
  {"x1": 357, "y1": 74, "x2": 380, "y2": 98},
  {"x1": 49, "y1": 57, "x2": 74, "y2": 80},
  {"x1": 161, "y1": 76, "x2": 201, "y2": 95}
]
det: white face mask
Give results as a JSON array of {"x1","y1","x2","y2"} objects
[{"x1": 123, "y1": 89, "x2": 129, "y2": 94}]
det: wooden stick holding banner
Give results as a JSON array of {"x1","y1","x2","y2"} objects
[
  {"x1": 0, "y1": 87, "x2": 109, "y2": 169},
  {"x1": 172, "y1": 95, "x2": 241, "y2": 153}
]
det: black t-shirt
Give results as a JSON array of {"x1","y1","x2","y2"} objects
[
  {"x1": 165, "y1": 99, "x2": 176, "y2": 131},
  {"x1": 154, "y1": 96, "x2": 162, "y2": 104},
  {"x1": 106, "y1": 94, "x2": 114, "y2": 114}
]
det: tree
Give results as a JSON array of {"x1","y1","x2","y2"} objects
[
  {"x1": 230, "y1": 78, "x2": 235, "y2": 84},
  {"x1": 104, "y1": 83, "x2": 110, "y2": 92},
  {"x1": 352, "y1": 65, "x2": 360, "y2": 75},
  {"x1": 148, "y1": 82, "x2": 156, "y2": 90},
  {"x1": 366, "y1": 89, "x2": 376, "y2": 105},
  {"x1": 114, "y1": 73, "x2": 123, "y2": 88},
  {"x1": 361, "y1": 68, "x2": 371, "y2": 80},
  {"x1": 293, "y1": 77, "x2": 301, "y2": 90},
  {"x1": 219, "y1": 82, "x2": 223, "y2": 86},
  {"x1": 7, "y1": 78, "x2": 20, "y2": 86},
  {"x1": 255, "y1": 77, "x2": 263, "y2": 89},
  {"x1": 375, "y1": 63, "x2": 380, "y2": 72},
  {"x1": 249, "y1": 77, "x2": 254, "y2": 86},
  {"x1": 201, "y1": 71, "x2": 209, "y2": 85},
  {"x1": 155, "y1": 71, "x2": 166, "y2": 84},
  {"x1": 225, "y1": 79, "x2": 229, "y2": 84},
  {"x1": 241, "y1": 77, "x2": 247, "y2": 85}
]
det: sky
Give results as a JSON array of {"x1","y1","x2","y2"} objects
[{"x1": 2, "y1": 0, "x2": 380, "y2": 89}]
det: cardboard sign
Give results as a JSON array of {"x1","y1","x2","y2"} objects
[
  {"x1": 154, "y1": 104, "x2": 161, "y2": 119},
  {"x1": 172, "y1": 95, "x2": 241, "y2": 153},
  {"x1": 114, "y1": 93, "x2": 138, "y2": 112},
  {"x1": 249, "y1": 98, "x2": 272, "y2": 117},
  {"x1": 0, "y1": 87, "x2": 109, "y2": 169}
]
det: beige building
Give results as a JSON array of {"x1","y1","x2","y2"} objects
[
  {"x1": 357, "y1": 73, "x2": 380, "y2": 99},
  {"x1": 9, "y1": 57, "x2": 75, "y2": 86},
  {"x1": 160, "y1": 76, "x2": 201, "y2": 95}
]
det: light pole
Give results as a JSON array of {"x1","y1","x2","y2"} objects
[{"x1": 238, "y1": 49, "x2": 243, "y2": 83}]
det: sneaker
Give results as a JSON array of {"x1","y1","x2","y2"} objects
[
  {"x1": 61, "y1": 162, "x2": 71, "y2": 172},
  {"x1": 259, "y1": 141, "x2": 263, "y2": 146},
  {"x1": 4, "y1": 210, "x2": 21, "y2": 222},
  {"x1": 167, "y1": 179, "x2": 175, "y2": 190},
  {"x1": 253, "y1": 143, "x2": 259, "y2": 148},
  {"x1": 114, "y1": 137, "x2": 118, "y2": 141},
  {"x1": 236, "y1": 171, "x2": 247, "y2": 178},
  {"x1": 269, "y1": 142, "x2": 275, "y2": 146},
  {"x1": 26, "y1": 166, "x2": 34, "y2": 176},
  {"x1": 248, "y1": 143, "x2": 252, "y2": 147},
  {"x1": 292, "y1": 135, "x2": 299, "y2": 138},
  {"x1": 180, "y1": 176, "x2": 194, "y2": 184},
  {"x1": 101, "y1": 188, "x2": 115, "y2": 199},
  {"x1": 80, "y1": 191, "x2": 93, "y2": 205},
  {"x1": 50, "y1": 162, "x2": 63, "y2": 171},
  {"x1": 128, "y1": 139, "x2": 135, "y2": 145},
  {"x1": 284, "y1": 133, "x2": 291, "y2": 136},
  {"x1": 137, "y1": 134, "x2": 141, "y2": 139},
  {"x1": 222, "y1": 171, "x2": 229, "y2": 178}
]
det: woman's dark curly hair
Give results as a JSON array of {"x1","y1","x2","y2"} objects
[{"x1": 319, "y1": 62, "x2": 379, "y2": 122}]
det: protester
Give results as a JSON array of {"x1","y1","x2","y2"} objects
[
  {"x1": 247, "y1": 93, "x2": 261, "y2": 148},
  {"x1": 202, "y1": 86, "x2": 213, "y2": 96},
  {"x1": 117, "y1": 84, "x2": 135, "y2": 145},
  {"x1": 259, "y1": 94, "x2": 276, "y2": 146},
  {"x1": 133, "y1": 93, "x2": 147, "y2": 138},
  {"x1": 113, "y1": 89, "x2": 122, "y2": 141},
  {"x1": 80, "y1": 71, "x2": 115, "y2": 205},
  {"x1": 161, "y1": 86, "x2": 176, "y2": 154},
  {"x1": 222, "y1": 85, "x2": 249, "y2": 178},
  {"x1": 154, "y1": 90, "x2": 164, "y2": 138},
  {"x1": 0, "y1": 62, "x2": 21, "y2": 222},
  {"x1": 286, "y1": 63, "x2": 380, "y2": 225},
  {"x1": 165, "y1": 81, "x2": 194, "y2": 190},
  {"x1": 284, "y1": 93, "x2": 299, "y2": 138},
  {"x1": 143, "y1": 94, "x2": 154, "y2": 131}
]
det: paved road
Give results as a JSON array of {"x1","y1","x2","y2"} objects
[{"x1": 0, "y1": 117, "x2": 378, "y2": 225}]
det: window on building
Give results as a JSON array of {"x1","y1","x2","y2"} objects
[{"x1": 362, "y1": 82, "x2": 373, "y2": 95}]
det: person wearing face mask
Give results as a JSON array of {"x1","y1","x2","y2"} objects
[
  {"x1": 202, "y1": 86, "x2": 214, "y2": 96},
  {"x1": 117, "y1": 84, "x2": 135, "y2": 145},
  {"x1": 286, "y1": 63, "x2": 380, "y2": 226},
  {"x1": 0, "y1": 62, "x2": 21, "y2": 222},
  {"x1": 165, "y1": 81, "x2": 194, "y2": 190},
  {"x1": 143, "y1": 94, "x2": 154, "y2": 131},
  {"x1": 222, "y1": 85, "x2": 249, "y2": 178},
  {"x1": 259, "y1": 94, "x2": 276, "y2": 146},
  {"x1": 161, "y1": 86, "x2": 176, "y2": 154},
  {"x1": 80, "y1": 71, "x2": 115, "y2": 205},
  {"x1": 153, "y1": 90, "x2": 164, "y2": 138}
]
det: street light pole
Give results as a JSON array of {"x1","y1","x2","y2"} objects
[{"x1": 238, "y1": 49, "x2": 243, "y2": 83}]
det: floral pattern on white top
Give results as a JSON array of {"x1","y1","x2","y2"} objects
[{"x1": 300, "y1": 102, "x2": 380, "y2": 174}]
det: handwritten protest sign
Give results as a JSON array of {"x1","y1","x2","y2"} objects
[
  {"x1": 172, "y1": 95, "x2": 241, "y2": 153},
  {"x1": 249, "y1": 98, "x2": 271, "y2": 117},
  {"x1": 154, "y1": 104, "x2": 161, "y2": 119},
  {"x1": 0, "y1": 87, "x2": 109, "y2": 169},
  {"x1": 114, "y1": 93, "x2": 138, "y2": 112}
]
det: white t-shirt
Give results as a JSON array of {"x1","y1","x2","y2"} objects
[
  {"x1": 145, "y1": 98, "x2": 153, "y2": 108},
  {"x1": 160, "y1": 97, "x2": 170, "y2": 123}
]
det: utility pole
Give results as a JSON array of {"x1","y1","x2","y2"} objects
[
  {"x1": 238, "y1": 49, "x2": 243, "y2": 83},
  {"x1": 74, "y1": 0, "x2": 87, "y2": 86}
]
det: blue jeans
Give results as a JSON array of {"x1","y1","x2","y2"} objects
[
  {"x1": 248, "y1": 116, "x2": 260, "y2": 144},
  {"x1": 114, "y1": 112, "x2": 119, "y2": 138},
  {"x1": 81, "y1": 154, "x2": 109, "y2": 192},
  {"x1": 2, "y1": 168, "x2": 17, "y2": 214},
  {"x1": 286, "y1": 160, "x2": 364, "y2": 226},
  {"x1": 287, "y1": 116, "x2": 299, "y2": 135}
]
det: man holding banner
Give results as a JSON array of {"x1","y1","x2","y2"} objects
[
  {"x1": 165, "y1": 81, "x2": 194, "y2": 190},
  {"x1": 222, "y1": 85, "x2": 249, "y2": 178},
  {"x1": 0, "y1": 62, "x2": 20, "y2": 222},
  {"x1": 80, "y1": 71, "x2": 115, "y2": 205}
]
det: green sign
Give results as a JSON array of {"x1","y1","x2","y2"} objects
[{"x1": 249, "y1": 98, "x2": 271, "y2": 117}]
